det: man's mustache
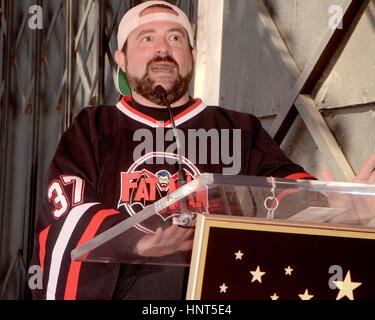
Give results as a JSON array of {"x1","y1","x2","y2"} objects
[{"x1": 146, "y1": 55, "x2": 179, "y2": 71}]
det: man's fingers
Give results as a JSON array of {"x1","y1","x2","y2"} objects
[
  {"x1": 323, "y1": 155, "x2": 375, "y2": 184},
  {"x1": 163, "y1": 224, "x2": 194, "y2": 239},
  {"x1": 135, "y1": 227, "x2": 163, "y2": 254},
  {"x1": 153, "y1": 224, "x2": 193, "y2": 245},
  {"x1": 178, "y1": 240, "x2": 194, "y2": 252},
  {"x1": 150, "y1": 227, "x2": 163, "y2": 244},
  {"x1": 321, "y1": 170, "x2": 335, "y2": 182},
  {"x1": 354, "y1": 154, "x2": 375, "y2": 183}
]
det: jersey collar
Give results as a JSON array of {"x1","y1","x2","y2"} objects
[{"x1": 116, "y1": 96, "x2": 207, "y2": 128}]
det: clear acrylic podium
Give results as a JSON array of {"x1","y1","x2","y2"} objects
[{"x1": 71, "y1": 173, "x2": 375, "y2": 300}]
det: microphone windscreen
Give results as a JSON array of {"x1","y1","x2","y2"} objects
[{"x1": 154, "y1": 85, "x2": 167, "y2": 99}]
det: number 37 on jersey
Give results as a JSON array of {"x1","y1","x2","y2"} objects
[{"x1": 47, "y1": 175, "x2": 85, "y2": 219}]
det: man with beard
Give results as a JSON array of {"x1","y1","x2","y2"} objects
[{"x1": 29, "y1": 1, "x2": 375, "y2": 300}]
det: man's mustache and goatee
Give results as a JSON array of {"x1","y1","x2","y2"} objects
[{"x1": 126, "y1": 54, "x2": 194, "y2": 105}]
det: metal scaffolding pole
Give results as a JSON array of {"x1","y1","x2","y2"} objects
[
  {"x1": 21, "y1": 0, "x2": 43, "y2": 299},
  {"x1": 64, "y1": 0, "x2": 74, "y2": 132},
  {"x1": 0, "y1": 0, "x2": 13, "y2": 267},
  {"x1": 98, "y1": 0, "x2": 105, "y2": 105}
]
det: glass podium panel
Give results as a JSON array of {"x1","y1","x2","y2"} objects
[{"x1": 71, "y1": 173, "x2": 375, "y2": 266}]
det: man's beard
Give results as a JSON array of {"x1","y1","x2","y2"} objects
[{"x1": 126, "y1": 55, "x2": 194, "y2": 105}]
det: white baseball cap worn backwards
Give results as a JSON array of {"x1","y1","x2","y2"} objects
[{"x1": 116, "y1": 1, "x2": 195, "y2": 96}]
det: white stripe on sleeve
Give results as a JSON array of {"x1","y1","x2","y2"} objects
[{"x1": 46, "y1": 202, "x2": 99, "y2": 300}]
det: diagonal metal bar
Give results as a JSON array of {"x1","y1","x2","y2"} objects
[
  {"x1": 11, "y1": 6, "x2": 32, "y2": 109},
  {"x1": 12, "y1": 63, "x2": 27, "y2": 110},
  {"x1": 107, "y1": 0, "x2": 125, "y2": 37},
  {"x1": 50, "y1": 0, "x2": 97, "y2": 113},
  {"x1": 106, "y1": 5, "x2": 128, "y2": 76},
  {"x1": 45, "y1": 0, "x2": 64, "y2": 47},
  {"x1": 41, "y1": 1, "x2": 65, "y2": 101},
  {"x1": 73, "y1": 0, "x2": 96, "y2": 98},
  {"x1": 295, "y1": 95, "x2": 355, "y2": 181},
  {"x1": 103, "y1": 0, "x2": 127, "y2": 89},
  {"x1": 86, "y1": 20, "x2": 96, "y2": 63},
  {"x1": 87, "y1": 69, "x2": 98, "y2": 105},
  {"x1": 23, "y1": 74, "x2": 35, "y2": 113},
  {"x1": 76, "y1": 50, "x2": 92, "y2": 95},
  {"x1": 106, "y1": 40, "x2": 119, "y2": 88},
  {"x1": 264, "y1": 0, "x2": 371, "y2": 144},
  {"x1": 253, "y1": 0, "x2": 362, "y2": 180},
  {"x1": 12, "y1": 8, "x2": 29, "y2": 58},
  {"x1": 254, "y1": 0, "x2": 301, "y2": 78},
  {"x1": 74, "y1": 0, "x2": 95, "y2": 52},
  {"x1": 53, "y1": 68, "x2": 67, "y2": 110}
]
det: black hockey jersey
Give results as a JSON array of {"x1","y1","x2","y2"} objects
[{"x1": 29, "y1": 97, "x2": 314, "y2": 300}]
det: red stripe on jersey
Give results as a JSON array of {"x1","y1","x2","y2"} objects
[
  {"x1": 120, "y1": 97, "x2": 203, "y2": 127},
  {"x1": 273, "y1": 172, "x2": 315, "y2": 205},
  {"x1": 171, "y1": 99, "x2": 203, "y2": 124},
  {"x1": 64, "y1": 209, "x2": 119, "y2": 300},
  {"x1": 39, "y1": 225, "x2": 51, "y2": 272},
  {"x1": 121, "y1": 98, "x2": 161, "y2": 126},
  {"x1": 275, "y1": 188, "x2": 300, "y2": 205},
  {"x1": 284, "y1": 172, "x2": 316, "y2": 180}
]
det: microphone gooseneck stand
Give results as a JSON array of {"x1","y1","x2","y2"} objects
[{"x1": 154, "y1": 85, "x2": 195, "y2": 227}]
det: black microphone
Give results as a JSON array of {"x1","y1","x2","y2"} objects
[{"x1": 154, "y1": 85, "x2": 193, "y2": 227}]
